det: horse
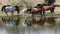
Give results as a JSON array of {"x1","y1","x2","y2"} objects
[
  {"x1": 36, "y1": 4, "x2": 55, "y2": 15},
  {"x1": 21, "y1": 8, "x2": 31, "y2": 16},
  {"x1": 31, "y1": 5, "x2": 43, "y2": 16},
  {"x1": 23, "y1": 5, "x2": 43, "y2": 19},
  {"x1": 41, "y1": 4, "x2": 55, "y2": 15},
  {"x1": 1, "y1": 5, "x2": 20, "y2": 15}
]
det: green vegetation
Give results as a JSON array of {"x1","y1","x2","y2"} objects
[
  {"x1": 0, "y1": 2, "x2": 2, "y2": 5},
  {"x1": 8, "y1": 0, "x2": 46, "y2": 9}
]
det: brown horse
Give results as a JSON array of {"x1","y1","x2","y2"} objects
[
  {"x1": 31, "y1": 4, "x2": 42, "y2": 14},
  {"x1": 41, "y1": 4, "x2": 55, "y2": 15},
  {"x1": 31, "y1": 8, "x2": 42, "y2": 14},
  {"x1": 26, "y1": 4, "x2": 43, "y2": 16}
]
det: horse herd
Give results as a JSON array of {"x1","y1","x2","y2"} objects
[
  {"x1": 1, "y1": 4, "x2": 55, "y2": 16},
  {"x1": 1, "y1": 4, "x2": 56, "y2": 27}
]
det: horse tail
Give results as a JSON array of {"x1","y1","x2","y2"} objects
[{"x1": 1, "y1": 6, "x2": 6, "y2": 12}]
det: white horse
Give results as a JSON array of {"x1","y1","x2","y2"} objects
[
  {"x1": 21, "y1": 8, "x2": 32, "y2": 27},
  {"x1": 1, "y1": 5, "x2": 20, "y2": 15}
]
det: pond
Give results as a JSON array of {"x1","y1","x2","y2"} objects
[{"x1": 0, "y1": 15, "x2": 60, "y2": 34}]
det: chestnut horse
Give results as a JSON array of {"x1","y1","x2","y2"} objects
[{"x1": 38, "y1": 4, "x2": 55, "y2": 15}]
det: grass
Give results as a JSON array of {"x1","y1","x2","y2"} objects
[{"x1": 0, "y1": 13, "x2": 60, "y2": 17}]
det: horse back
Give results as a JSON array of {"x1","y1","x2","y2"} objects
[
  {"x1": 31, "y1": 8, "x2": 40, "y2": 12},
  {"x1": 5, "y1": 6, "x2": 16, "y2": 12},
  {"x1": 42, "y1": 5, "x2": 54, "y2": 10}
]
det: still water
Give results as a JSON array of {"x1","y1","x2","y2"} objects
[{"x1": 0, "y1": 16, "x2": 60, "y2": 34}]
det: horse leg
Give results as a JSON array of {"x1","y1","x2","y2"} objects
[
  {"x1": 43, "y1": 10, "x2": 45, "y2": 15},
  {"x1": 5, "y1": 12, "x2": 8, "y2": 16},
  {"x1": 40, "y1": 11, "x2": 43, "y2": 16},
  {"x1": 32, "y1": 12, "x2": 34, "y2": 22},
  {"x1": 17, "y1": 11, "x2": 20, "y2": 15},
  {"x1": 16, "y1": 9, "x2": 20, "y2": 15},
  {"x1": 50, "y1": 8, "x2": 55, "y2": 17},
  {"x1": 50, "y1": 8, "x2": 55, "y2": 13},
  {"x1": 11, "y1": 11, "x2": 14, "y2": 16},
  {"x1": 32, "y1": 13, "x2": 34, "y2": 19}
]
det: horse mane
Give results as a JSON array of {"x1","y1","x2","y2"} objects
[
  {"x1": 42, "y1": 4, "x2": 47, "y2": 6},
  {"x1": 27, "y1": 8, "x2": 32, "y2": 11},
  {"x1": 37, "y1": 4, "x2": 42, "y2": 6},
  {"x1": 35, "y1": 4, "x2": 43, "y2": 8}
]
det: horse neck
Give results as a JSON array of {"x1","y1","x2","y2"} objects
[
  {"x1": 27, "y1": 8, "x2": 32, "y2": 11},
  {"x1": 15, "y1": 6, "x2": 19, "y2": 8}
]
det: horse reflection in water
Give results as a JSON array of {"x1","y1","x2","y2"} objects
[
  {"x1": 1, "y1": 16, "x2": 20, "y2": 27},
  {"x1": 23, "y1": 16, "x2": 55, "y2": 27},
  {"x1": 43, "y1": 17, "x2": 55, "y2": 26}
]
